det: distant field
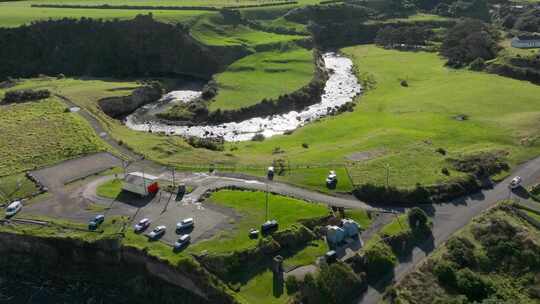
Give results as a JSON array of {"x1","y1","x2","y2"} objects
[
  {"x1": 209, "y1": 47, "x2": 314, "y2": 111},
  {"x1": 190, "y1": 14, "x2": 305, "y2": 47},
  {"x1": 0, "y1": 97, "x2": 108, "y2": 177},
  {"x1": 0, "y1": 0, "x2": 320, "y2": 28},
  {"x1": 0, "y1": 1, "x2": 212, "y2": 27}
]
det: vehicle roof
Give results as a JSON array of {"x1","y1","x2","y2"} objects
[
  {"x1": 140, "y1": 218, "x2": 150, "y2": 223},
  {"x1": 156, "y1": 225, "x2": 166, "y2": 229},
  {"x1": 179, "y1": 234, "x2": 190, "y2": 240},
  {"x1": 7, "y1": 201, "x2": 21, "y2": 208},
  {"x1": 182, "y1": 218, "x2": 194, "y2": 222}
]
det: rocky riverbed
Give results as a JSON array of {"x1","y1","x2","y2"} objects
[{"x1": 125, "y1": 52, "x2": 361, "y2": 142}]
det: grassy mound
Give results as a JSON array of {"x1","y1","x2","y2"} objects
[
  {"x1": 0, "y1": 95, "x2": 107, "y2": 177},
  {"x1": 208, "y1": 47, "x2": 315, "y2": 111}
]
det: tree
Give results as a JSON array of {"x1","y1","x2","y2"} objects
[
  {"x1": 408, "y1": 207, "x2": 429, "y2": 230},
  {"x1": 441, "y1": 19, "x2": 500, "y2": 67}
]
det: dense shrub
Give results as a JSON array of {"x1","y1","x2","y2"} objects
[
  {"x1": 441, "y1": 19, "x2": 500, "y2": 68},
  {"x1": 185, "y1": 136, "x2": 224, "y2": 151},
  {"x1": 298, "y1": 263, "x2": 366, "y2": 304},
  {"x1": 251, "y1": 133, "x2": 265, "y2": 142},
  {"x1": 375, "y1": 26, "x2": 433, "y2": 48},
  {"x1": 455, "y1": 268, "x2": 495, "y2": 302},
  {"x1": 469, "y1": 57, "x2": 486, "y2": 71},
  {"x1": 364, "y1": 241, "x2": 396, "y2": 280},
  {"x1": 446, "y1": 236, "x2": 477, "y2": 268},
  {"x1": 433, "y1": 260, "x2": 458, "y2": 287},
  {"x1": 0, "y1": 15, "x2": 243, "y2": 80},
  {"x1": 2, "y1": 89, "x2": 50, "y2": 104},
  {"x1": 408, "y1": 207, "x2": 429, "y2": 231},
  {"x1": 449, "y1": 151, "x2": 509, "y2": 177},
  {"x1": 201, "y1": 80, "x2": 218, "y2": 100},
  {"x1": 285, "y1": 275, "x2": 299, "y2": 294}
]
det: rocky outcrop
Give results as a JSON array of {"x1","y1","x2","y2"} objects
[{"x1": 99, "y1": 83, "x2": 163, "y2": 118}]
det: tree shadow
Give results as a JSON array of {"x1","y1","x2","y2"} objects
[
  {"x1": 273, "y1": 270, "x2": 284, "y2": 297},
  {"x1": 512, "y1": 186, "x2": 530, "y2": 200}
]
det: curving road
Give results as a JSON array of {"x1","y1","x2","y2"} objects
[
  {"x1": 54, "y1": 90, "x2": 540, "y2": 304},
  {"x1": 357, "y1": 155, "x2": 540, "y2": 304}
]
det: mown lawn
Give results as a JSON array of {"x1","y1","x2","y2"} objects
[
  {"x1": 96, "y1": 178, "x2": 122, "y2": 199},
  {"x1": 208, "y1": 47, "x2": 314, "y2": 111},
  {"x1": 0, "y1": 97, "x2": 108, "y2": 177},
  {"x1": 189, "y1": 190, "x2": 329, "y2": 254}
]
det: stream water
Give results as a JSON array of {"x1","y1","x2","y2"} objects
[{"x1": 125, "y1": 52, "x2": 361, "y2": 142}]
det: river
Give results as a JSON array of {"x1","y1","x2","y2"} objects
[{"x1": 125, "y1": 52, "x2": 361, "y2": 142}]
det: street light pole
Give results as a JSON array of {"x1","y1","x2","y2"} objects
[
  {"x1": 385, "y1": 164, "x2": 390, "y2": 188},
  {"x1": 265, "y1": 182, "x2": 269, "y2": 222}
]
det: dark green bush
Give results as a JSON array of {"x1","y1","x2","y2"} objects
[
  {"x1": 285, "y1": 275, "x2": 299, "y2": 294},
  {"x1": 455, "y1": 268, "x2": 494, "y2": 302},
  {"x1": 433, "y1": 260, "x2": 458, "y2": 288},
  {"x1": 408, "y1": 207, "x2": 429, "y2": 231},
  {"x1": 446, "y1": 236, "x2": 477, "y2": 268},
  {"x1": 364, "y1": 241, "x2": 396, "y2": 280}
]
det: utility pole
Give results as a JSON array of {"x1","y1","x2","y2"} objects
[
  {"x1": 265, "y1": 182, "x2": 269, "y2": 222},
  {"x1": 385, "y1": 163, "x2": 390, "y2": 188},
  {"x1": 172, "y1": 167, "x2": 176, "y2": 189}
]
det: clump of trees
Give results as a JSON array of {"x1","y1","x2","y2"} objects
[
  {"x1": 441, "y1": 19, "x2": 500, "y2": 68},
  {"x1": 375, "y1": 25, "x2": 433, "y2": 49},
  {"x1": 293, "y1": 263, "x2": 366, "y2": 304},
  {"x1": 0, "y1": 15, "x2": 234, "y2": 80},
  {"x1": 2, "y1": 89, "x2": 50, "y2": 104},
  {"x1": 185, "y1": 136, "x2": 224, "y2": 151}
]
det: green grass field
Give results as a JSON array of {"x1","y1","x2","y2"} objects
[
  {"x1": 189, "y1": 189, "x2": 329, "y2": 254},
  {"x1": 6, "y1": 45, "x2": 540, "y2": 194},
  {"x1": 96, "y1": 178, "x2": 122, "y2": 199},
  {"x1": 0, "y1": 1, "x2": 212, "y2": 28},
  {"x1": 190, "y1": 14, "x2": 305, "y2": 47},
  {"x1": 208, "y1": 47, "x2": 314, "y2": 111},
  {"x1": 0, "y1": 97, "x2": 108, "y2": 177}
]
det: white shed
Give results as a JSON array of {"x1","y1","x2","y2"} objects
[{"x1": 122, "y1": 172, "x2": 159, "y2": 196}]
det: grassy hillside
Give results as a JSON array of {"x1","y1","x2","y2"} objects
[
  {"x1": 208, "y1": 47, "x2": 314, "y2": 111},
  {"x1": 0, "y1": 97, "x2": 108, "y2": 177},
  {"x1": 189, "y1": 14, "x2": 305, "y2": 47},
  {"x1": 387, "y1": 204, "x2": 540, "y2": 303}
]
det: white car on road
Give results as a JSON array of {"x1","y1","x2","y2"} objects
[
  {"x1": 148, "y1": 225, "x2": 166, "y2": 239},
  {"x1": 509, "y1": 176, "x2": 522, "y2": 189},
  {"x1": 5, "y1": 201, "x2": 22, "y2": 217}
]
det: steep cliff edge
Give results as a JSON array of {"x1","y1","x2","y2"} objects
[{"x1": 0, "y1": 231, "x2": 240, "y2": 304}]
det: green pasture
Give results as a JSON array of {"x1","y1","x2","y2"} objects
[
  {"x1": 0, "y1": 1, "x2": 211, "y2": 28},
  {"x1": 0, "y1": 96, "x2": 108, "y2": 177},
  {"x1": 189, "y1": 189, "x2": 329, "y2": 254},
  {"x1": 190, "y1": 14, "x2": 305, "y2": 47},
  {"x1": 6, "y1": 45, "x2": 540, "y2": 193},
  {"x1": 208, "y1": 47, "x2": 314, "y2": 111}
]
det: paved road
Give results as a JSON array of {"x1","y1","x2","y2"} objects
[{"x1": 358, "y1": 156, "x2": 540, "y2": 304}]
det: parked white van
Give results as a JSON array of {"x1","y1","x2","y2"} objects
[{"x1": 5, "y1": 201, "x2": 22, "y2": 217}]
